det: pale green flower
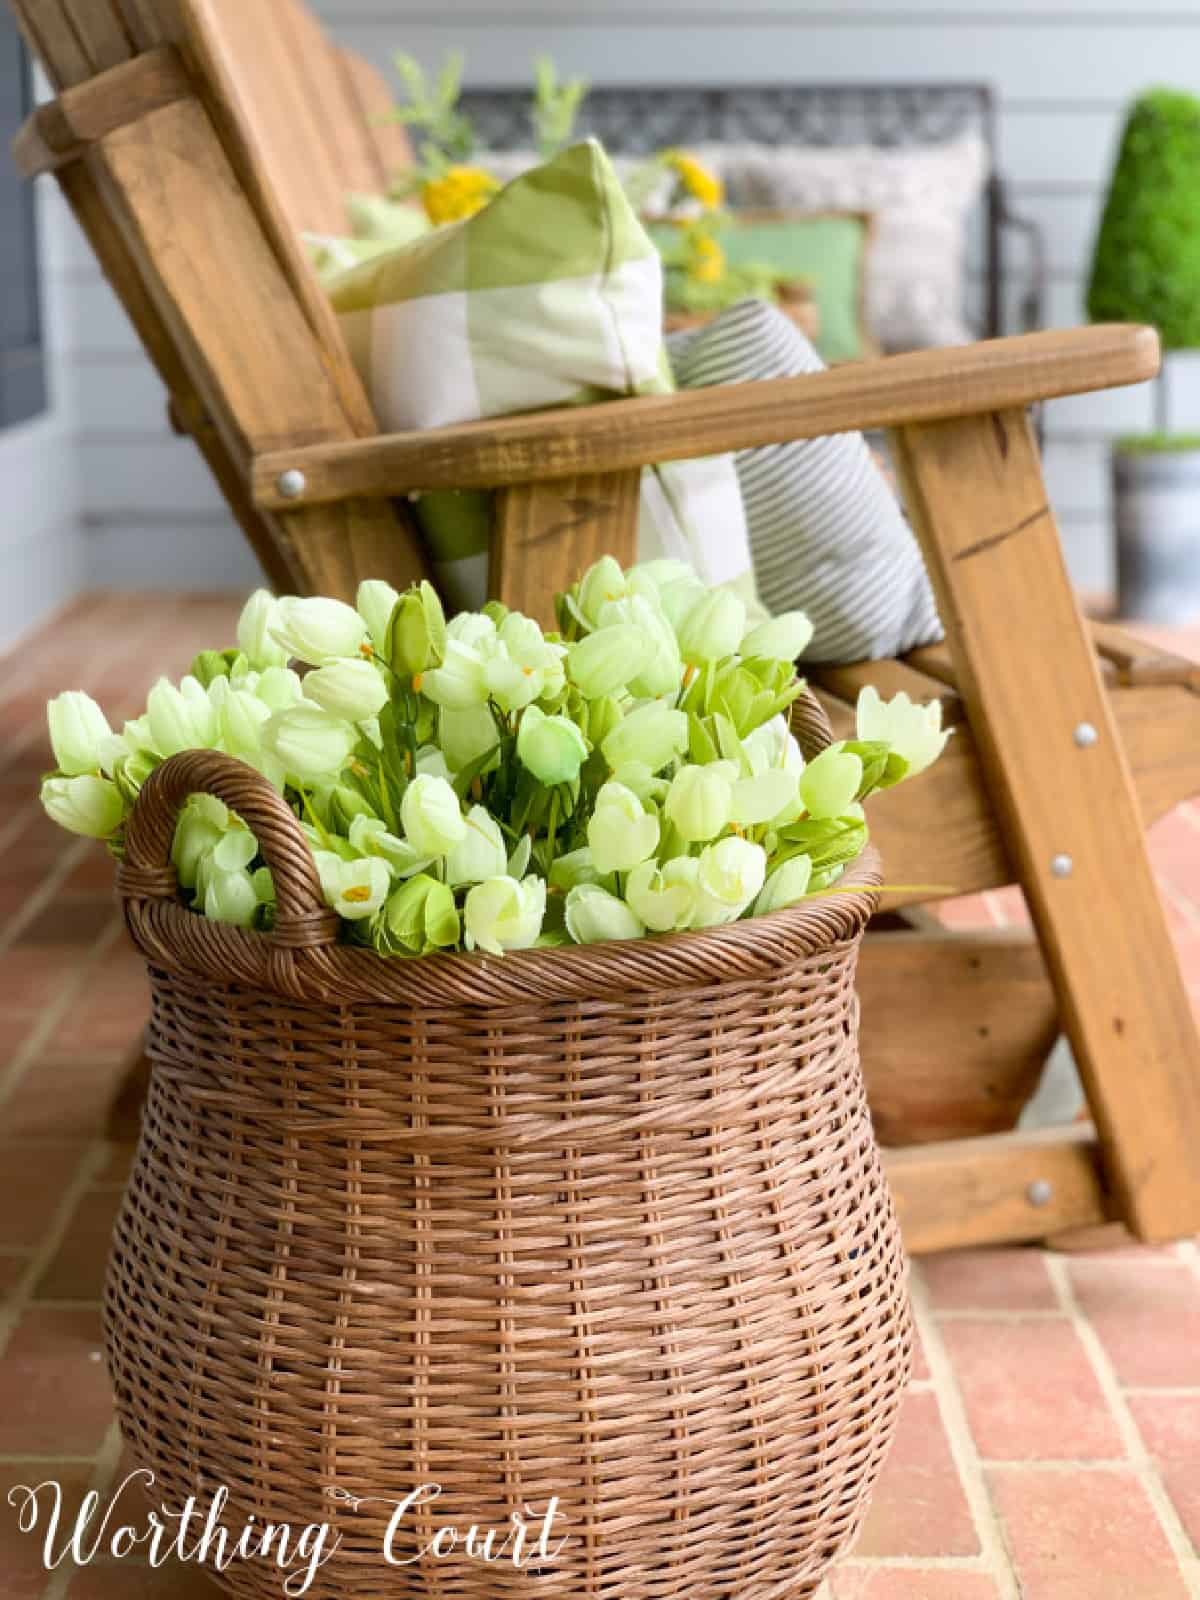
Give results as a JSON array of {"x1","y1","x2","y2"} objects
[
  {"x1": 663, "y1": 761, "x2": 737, "y2": 843},
  {"x1": 741, "y1": 610, "x2": 814, "y2": 662},
  {"x1": 517, "y1": 705, "x2": 588, "y2": 785},
  {"x1": 564, "y1": 883, "x2": 644, "y2": 945},
  {"x1": 567, "y1": 624, "x2": 654, "y2": 699},
  {"x1": 348, "y1": 815, "x2": 433, "y2": 878},
  {"x1": 624, "y1": 856, "x2": 700, "y2": 933},
  {"x1": 692, "y1": 836, "x2": 767, "y2": 927},
  {"x1": 203, "y1": 867, "x2": 260, "y2": 928},
  {"x1": 798, "y1": 747, "x2": 864, "y2": 820},
  {"x1": 270, "y1": 595, "x2": 367, "y2": 666},
  {"x1": 439, "y1": 704, "x2": 499, "y2": 773},
  {"x1": 171, "y1": 793, "x2": 230, "y2": 889},
  {"x1": 587, "y1": 781, "x2": 659, "y2": 875},
  {"x1": 301, "y1": 658, "x2": 389, "y2": 722},
  {"x1": 211, "y1": 826, "x2": 258, "y2": 874},
  {"x1": 753, "y1": 855, "x2": 814, "y2": 916},
  {"x1": 730, "y1": 768, "x2": 801, "y2": 828},
  {"x1": 236, "y1": 589, "x2": 289, "y2": 670},
  {"x1": 601, "y1": 701, "x2": 687, "y2": 774},
  {"x1": 494, "y1": 612, "x2": 567, "y2": 706},
  {"x1": 464, "y1": 874, "x2": 546, "y2": 955},
  {"x1": 384, "y1": 584, "x2": 446, "y2": 676},
  {"x1": 47, "y1": 692, "x2": 113, "y2": 776},
  {"x1": 577, "y1": 555, "x2": 629, "y2": 628},
  {"x1": 676, "y1": 589, "x2": 746, "y2": 665},
  {"x1": 400, "y1": 773, "x2": 466, "y2": 857},
  {"x1": 446, "y1": 611, "x2": 496, "y2": 649},
  {"x1": 313, "y1": 851, "x2": 391, "y2": 920},
  {"x1": 446, "y1": 804, "x2": 508, "y2": 887},
  {"x1": 356, "y1": 579, "x2": 401, "y2": 654},
  {"x1": 632, "y1": 561, "x2": 704, "y2": 630},
  {"x1": 254, "y1": 666, "x2": 304, "y2": 712},
  {"x1": 376, "y1": 873, "x2": 460, "y2": 955},
  {"x1": 415, "y1": 744, "x2": 453, "y2": 781},
  {"x1": 856, "y1": 685, "x2": 952, "y2": 778},
  {"x1": 596, "y1": 592, "x2": 682, "y2": 698},
  {"x1": 417, "y1": 639, "x2": 490, "y2": 709},
  {"x1": 209, "y1": 680, "x2": 274, "y2": 774},
  {"x1": 608, "y1": 761, "x2": 670, "y2": 805},
  {"x1": 146, "y1": 675, "x2": 218, "y2": 756},
  {"x1": 548, "y1": 846, "x2": 602, "y2": 891},
  {"x1": 262, "y1": 704, "x2": 358, "y2": 782},
  {"x1": 40, "y1": 774, "x2": 125, "y2": 839}
]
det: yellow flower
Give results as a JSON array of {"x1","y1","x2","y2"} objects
[
  {"x1": 420, "y1": 166, "x2": 501, "y2": 224},
  {"x1": 666, "y1": 151, "x2": 724, "y2": 209},
  {"x1": 688, "y1": 233, "x2": 725, "y2": 284}
]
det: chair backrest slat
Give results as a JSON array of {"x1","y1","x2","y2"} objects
[{"x1": 7, "y1": 0, "x2": 431, "y2": 600}]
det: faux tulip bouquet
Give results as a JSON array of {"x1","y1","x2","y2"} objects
[{"x1": 39, "y1": 558, "x2": 949, "y2": 958}]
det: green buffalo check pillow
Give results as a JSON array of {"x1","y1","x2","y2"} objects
[{"x1": 326, "y1": 140, "x2": 758, "y2": 615}]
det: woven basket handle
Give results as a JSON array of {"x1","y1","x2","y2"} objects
[
  {"x1": 117, "y1": 749, "x2": 340, "y2": 950},
  {"x1": 791, "y1": 686, "x2": 836, "y2": 762}
]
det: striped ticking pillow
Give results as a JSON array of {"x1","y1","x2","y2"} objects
[{"x1": 667, "y1": 299, "x2": 942, "y2": 663}]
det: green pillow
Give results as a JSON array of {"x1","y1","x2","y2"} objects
[
  {"x1": 345, "y1": 192, "x2": 433, "y2": 246},
  {"x1": 327, "y1": 141, "x2": 760, "y2": 618},
  {"x1": 651, "y1": 213, "x2": 871, "y2": 366}
]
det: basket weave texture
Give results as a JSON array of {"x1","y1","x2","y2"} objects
[{"x1": 107, "y1": 716, "x2": 911, "y2": 1600}]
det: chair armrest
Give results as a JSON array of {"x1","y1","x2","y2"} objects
[{"x1": 252, "y1": 325, "x2": 1158, "y2": 510}]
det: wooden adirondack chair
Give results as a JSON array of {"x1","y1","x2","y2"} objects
[{"x1": 11, "y1": 0, "x2": 1200, "y2": 1255}]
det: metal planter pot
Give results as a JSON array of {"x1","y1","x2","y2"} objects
[{"x1": 1113, "y1": 446, "x2": 1200, "y2": 623}]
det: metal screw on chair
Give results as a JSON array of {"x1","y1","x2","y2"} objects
[
  {"x1": 1026, "y1": 1179, "x2": 1054, "y2": 1207},
  {"x1": 276, "y1": 468, "x2": 307, "y2": 500},
  {"x1": 1051, "y1": 853, "x2": 1073, "y2": 878},
  {"x1": 1073, "y1": 722, "x2": 1098, "y2": 748}
]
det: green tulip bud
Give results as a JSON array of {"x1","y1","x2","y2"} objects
[
  {"x1": 676, "y1": 589, "x2": 747, "y2": 666},
  {"x1": 798, "y1": 747, "x2": 864, "y2": 820},
  {"x1": 692, "y1": 836, "x2": 767, "y2": 928},
  {"x1": 400, "y1": 774, "x2": 467, "y2": 857},
  {"x1": 269, "y1": 595, "x2": 367, "y2": 666},
  {"x1": 464, "y1": 874, "x2": 546, "y2": 955},
  {"x1": 663, "y1": 762, "x2": 736, "y2": 844},
  {"x1": 376, "y1": 873, "x2": 461, "y2": 955},
  {"x1": 262, "y1": 705, "x2": 358, "y2": 782},
  {"x1": 446, "y1": 805, "x2": 509, "y2": 887},
  {"x1": 356, "y1": 579, "x2": 402, "y2": 654},
  {"x1": 577, "y1": 555, "x2": 629, "y2": 628},
  {"x1": 203, "y1": 867, "x2": 260, "y2": 927},
  {"x1": 41, "y1": 774, "x2": 125, "y2": 839},
  {"x1": 386, "y1": 590, "x2": 433, "y2": 678},
  {"x1": 236, "y1": 589, "x2": 289, "y2": 670},
  {"x1": 301, "y1": 659, "x2": 389, "y2": 723},
  {"x1": 254, "y1": 666, "x2": 304, "y2": 712},
  {"x1": 740, "y1": 610, "x2": 814, "y2": 662},
  {"x1": 601, "y1": 702, "x2": 688, "y2": 775},
  {"x1": 567, "y1": 624, "x2": 654, "y2": 699},
  {"x1": 548, "y1": 846, "x2": 602, "y2": 892},
  {"x1": 753, "y1": 855, "x2": 814, "y2": 916},
  {"x1": 624, "y1": 856, "x2": 700, "y2": 933},
  {"x1": 46, "y1": 691, "x2": 113, "y2": 777},
  {"x1": 586, "y1": 781, "x2": 659, "y2": 875},
  {"x1": 146, "y1": 675, "x2": 218, "y2": 757},
  {"x1": 517, "y1": 706, "x2": 588, "y2": 786},
  {"x1": 564, "y1": 883, "x2": 644, "y2": 946}
]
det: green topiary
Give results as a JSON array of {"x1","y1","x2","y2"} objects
[{"x1": 1088, "y1": 89, "x2": 1200, "y2": 349}]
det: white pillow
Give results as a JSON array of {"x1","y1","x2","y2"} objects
[
  {"x1": 668, "y1": 299, "x2": 942, "y2": 662},
  {"x1": 723, "y1": 134, "x2": 988, "y2": 353}
]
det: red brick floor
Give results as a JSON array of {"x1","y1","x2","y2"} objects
[{"x1": 0, "y1": 593, "x2": 1198, "y2": 1599}]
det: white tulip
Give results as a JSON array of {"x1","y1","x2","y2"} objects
[
  {"x1": 46, "y1": 692, "x2": 113, "y2": 776},
  {"x1": 445, "y1": 805, "x2": 508, "y2": 887},
  {"x1": 270, "y1": 595, "x2": 367, "y2": 666},
  {"x1": 464, "y1": 874, "x2": 546, "y2": 955},
  {"x1": 564, "y1": 884, "x2": 645, "y2": 945},
  {"x1": 856, "y1": 685, "x2": 952, "y2": 778},
  {"x1": 301, "y1": 659, "x2": 389, "y2": 722},
  {"x1": 692, "y1": 836, "x2": 767, "y2": 927},
  {"x1": 236, "y1": 589, "x2": 289, "y2": 669},
  {"x1": 400, "y1": 774, "x2": 466, "y2": 857}
]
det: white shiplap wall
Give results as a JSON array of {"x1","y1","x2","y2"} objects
[
  {"x1": 0, "y1": 178, "x2": 83, "y2": 651},
  {"x1": 55, "y1": 0, "x2": 1200, "y2": 593}
]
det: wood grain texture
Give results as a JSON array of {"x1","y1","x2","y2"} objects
[
  {"x1": 858, "y1": 928, "x2": 1057, "y2": 1146},
  {"x1": 891, "y1": 406, "x2": 1200, "y2": 1243},
  {"x1": 1090, "y1": 620, "x2": 1200, "y2": 689},
  {"x1": 11, "y1": 46, "x2": 191, "y2": 177},
  {"x1": 887, "y1": 1126, "x2": 1111, "y2": 1254},
  {"x1": 492, "y1": 469, "x2": 642, "y2": 626},
  {"x1": 251, "y1": 325, "x2": 1163, "y2": 507},
  {"x1": 90, "y1": 94, "x2": 429, "y2": 598},
  {"x1": 812, "y1": 654, "x2": 966, "y2": 728}
]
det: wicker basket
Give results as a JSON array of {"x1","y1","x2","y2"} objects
[{"x1": 107, "y1": 726, "x2": 911, "y2": 1600}]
